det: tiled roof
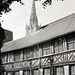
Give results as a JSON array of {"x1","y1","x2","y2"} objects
[{"x1": 1, "y1": 13, "x2": 75, "y2": 53}]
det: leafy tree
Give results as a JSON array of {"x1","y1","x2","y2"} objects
[
  {"x1": 0, "y1": 0, "x2": 23, "y2": 72},
  {"x1": 0, "y1": 0, "x2": 53, "y2": 16},
  {"x1": 0, "y1": 0, "x2": 24, "y2": 16},
  {"x1": 0, "y1": 0, "x2": 52, "y2": 43},
  {"x1": 0, "y1": 0, "x2": 64, "y2": 15},
  {"x1": 0, "y1": 0, "x2": 24, "y2": 46},
  {"x1": 42, "y1": 0, "x2": 52, "y2": 9}
]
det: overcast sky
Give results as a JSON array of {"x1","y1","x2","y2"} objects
[{"x1": 0, "y1": 0, "x2": 75, "y2": 40}]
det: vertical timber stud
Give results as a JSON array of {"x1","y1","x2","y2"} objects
[
  {"x1": 53, "y1": 67, "x2": 56, "y2": 75},
  {"x1": 37, "y1": 44, "x2": 43, "y2": 75},
  {"x1": 50, "y1": 41, "x2": 54, "y2": 75},
  {"x1": 30, "y1": 69, "x2": 32, "y2": 75},
  {"x1": 30, "y1": 58, "x2": 32, "y2": 75}
]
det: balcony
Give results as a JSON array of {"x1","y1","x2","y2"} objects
[{"x1": 1, "y1": 49, "x2": 75, "y2": 71}]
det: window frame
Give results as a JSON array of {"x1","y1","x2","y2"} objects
[
  {"x1": 43, "y1": 68, "x2": 51, "y2": 75},
  {"x1": 54, "y1": 38, "x2": 64, "y2": 53},
  {"x1": 42, "y1": 41, "x2": 51, "y2": 56},
  {"x1": 70, "y1": 65, "x2": 75, "y2": 75},
  {"x1": 55, "y1": 66, "x2": 64, "y2": 75},
  {"x1": 14, "y1": 50, "x2": 21, "y2": 61},
  {"x1": 67, "y1": 34, "x2": 75, "y2": 50}
]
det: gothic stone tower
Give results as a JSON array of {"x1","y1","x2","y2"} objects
[{"x1": 26, "y1": 0, "x2": 39, "y2": 35}]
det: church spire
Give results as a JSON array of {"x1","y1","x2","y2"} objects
[
  {"x1": 29, "y1": 0, "x2": 38, "y2": 33},
  {"x1": 31, "y1": 0, "x2": 36, "y2": 16},
  {"x1": 26, "y1": 0, "x2": 39, "y2": 36}
]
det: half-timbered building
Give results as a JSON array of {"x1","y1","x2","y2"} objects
[
  {"x1": 1, "y1": 13, "x2": 75, "y2": 75},
  {"x1": 1, "y1": 0, "x2": 75, "y2": 75}
]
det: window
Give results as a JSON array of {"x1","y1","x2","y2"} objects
[
  {"x1": 56, "y1": 66, "x2": 64, "y2": 75},
  {"x1": 54, "y1": 38, "x2": 63, "y2": 53},
  {"x1": 24, "y1": 48, "x2": 30, "y2": 60},
  {"x1": 23, "y1": 70, "x2": 29, "y2": 75},
  {"x1": 42, "y1": 41, "x2": 51, "y2": 56},
  {"x1": 29, "y1": 47, "x2": 34, "y2": 59},
  {"x1": 14, "y1": 51, "x2": 21, "y2": 61},
  {"x1": 1, "y1": 53, "x2": 7, "y2": 63},
  {"x1": 43, "y1": 68, "x2": 50, "y2": 75},
  {"x1": 14, "y1": 71, "x2": 19, "y2": 75},
  {"x1": 8, "y1": 52, "x2": 14, "y2": 62},
  {"x1": 33, "y1": 69, "x2": 39, "y2": 75},
  {"x1": 7, "y1": 72, "x2": 12, "y2": 75},
  {"x1": 70, "y1": 65, "x2": 75, "y2": 75},
  {"x1": 34, "y1": 46, "x2": 39, "y2": 58},
  {"x1": 1, "y1": 72, "x2": 4, "y2": 75},
  {"x1": 67, "y1": 34, "x2": 75, "y2": 50},
  {"x1": 3, "y1": 72, "x2": 6, "y2": 75}
]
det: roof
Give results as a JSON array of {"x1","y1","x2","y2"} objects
[{"x1": 1, "y1": 13, "x2": 75, "y2": 53}]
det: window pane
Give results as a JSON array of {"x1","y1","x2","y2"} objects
[
  {"x1": 74, "y1": 42, "x2": 75, "y2": 49},
  {"x1": 43, "y1": 49, "x2": 47, "y2": 55},
  {"x1": 68, "y1": 43, "x2": 73, "y2": 50},
  {"x1": 67, "y1": 34, "x2": 75, "y2": 50},
  {"x1": 44, "y1": 68, "x2": 50, "y2": 75},
  {"x1": 71, "y1": 65, "x2": 75, "y2": 75},
  {"x1": 67, "y1": 35, "x2": 74, "y2": 43},
  {"x1": 4, "y1": 72, "x2": 6, "y2": 75},
  {"x1": 24, "y1": 49, "x2": 30, "y2": 60},
  {"x1": 58, "y1": 38, "x2": 63, "y2": 52},
  {"x1": 43, "y1": 42, "x2": 50, "y2": 49},
  {"x1": 54, "y1": 40, "x2": 59, "y2": 53},
  {"x1": 23, "y1": 70, "x2": 29, "y2": 75},
  {"x1": 49, "y1": 43, "x2": 53, "y2": 54},
  {"x1": 34, "y1": 46, "x2": 39, "y2": 58},
  {"x1": 8, "y1": 52, "x2": 14, "y2": 62},
  {"x1": 33, "y1": 70, "x2": 39, "y2": 75},
  {"x1": 1, "y1": 53, "x2": 7, "y2": 63},
  {"x1": 56, "y1": 67, "x2": 64, "y2": 75},
  {"x1": 7, "y1": 72, "x2": 11, "y2": 75},
  {"x1": 15, "y1": 51, "x2": 21, "y2": 61},
  {"x1": 55, "y1": 46, "x2": 59, "y2": 53},
  {"x1": 46, "y1": 48, "x2": 50, "y2": 55},
  {"x1": 30, "y1": 51, "x2": 33, "y2": 58},
  {"x1": 14, "y1": 71, "x2": 19, "y2": 75},
  {"x1": 59, "y1": 44, "x2": 63, "y2": 52},
  {"x1": 42, "y1": 41, "x2": 53, "y2": 56},
  {"x1": 1, "y1": 54, "x2": 5, "y2": 63},
  {"x1": 1, "y1": 72, "x2": 4, "y2": 75},
  {"x1": 54, "y1": 38, "x2": 63, "y2": 53}
]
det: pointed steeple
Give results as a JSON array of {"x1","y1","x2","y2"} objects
[
  {"x1": 29, "y1": 0, "x2": 38, "y2": 33},
  {"x1": 25, "y1": 0, "x2": 39, "y2": 36},
  {"x1": 31, "y1": 0, "x2": 36, "y2": 16}
]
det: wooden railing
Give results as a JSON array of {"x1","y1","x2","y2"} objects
[{"x1": 2, "y1": 49, "x2": 75, "y2": 71}]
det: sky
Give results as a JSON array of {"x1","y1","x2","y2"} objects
[{"x1": 0, "y1": 0, "x2": 75, "y2": 40}]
